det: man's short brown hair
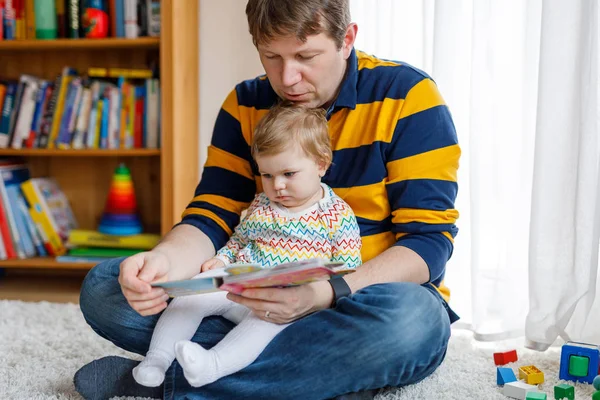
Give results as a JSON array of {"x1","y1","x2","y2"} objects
[
  {"x1": 246, "y1": 0, "x2": 350, "y2": 50},
  {"x1": 252, "y1": 102, "x2": 332, "y2": 168}
]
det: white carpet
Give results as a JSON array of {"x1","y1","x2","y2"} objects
[{"x1": 0, "y1": 300, "x2": 597, "y2": 400}]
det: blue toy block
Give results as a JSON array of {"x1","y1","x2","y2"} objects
[
  {"x1": 559, "y1": 342, "x2": 600, "y2": 384},
  {"x1": 497, "y1": 367, "x2": 517, "y2": 385}
]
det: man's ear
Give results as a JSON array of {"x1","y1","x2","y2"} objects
[{"x1": 342, "y1": 23, "x2": 358, "y2": 59}]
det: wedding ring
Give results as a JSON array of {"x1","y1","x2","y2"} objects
[{"x1": 265, "y1": 310, "x2": 271, "y2": 318}]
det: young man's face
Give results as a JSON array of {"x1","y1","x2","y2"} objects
[
  {"x1": 256, "y1": 146, "x2": 327, "y2": 212},
  {"x1": 258, "y1": 27, "x2": 356, "y2": 109}
]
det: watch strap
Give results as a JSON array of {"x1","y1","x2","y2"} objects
[{"x1": 328, "y1": 275, "x2": 351, "y2": 307}]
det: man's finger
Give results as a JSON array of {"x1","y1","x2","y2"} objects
[
  {"x1": 131, "y1": 294, "x2": 170, "y2": 314},
  {"x1": 122, "y1": 287, "x2": 166, "y2": 302},
  {"x1": 138, "y1": 302, "x2": 169, "y2": 316}
]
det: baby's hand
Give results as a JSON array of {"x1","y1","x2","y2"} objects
[{"x1": 201, "y1": 258, "x2": 225, "y2": 272}]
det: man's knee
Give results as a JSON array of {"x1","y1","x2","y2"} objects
[{"x1": 350, "y1": 282, "x2": 451, "y2": 359}]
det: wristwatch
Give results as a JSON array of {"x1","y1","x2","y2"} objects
[{"x1": 328, "y1": 276, "x2": 352, "y2": 307}]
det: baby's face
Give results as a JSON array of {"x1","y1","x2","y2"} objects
[{"x1": 256, "y1": 147, "x2": 327, "y2": 211}]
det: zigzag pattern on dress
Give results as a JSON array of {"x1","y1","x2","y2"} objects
[{"x1": 217, "y1": 185, "x2": 362, "y2": 269}]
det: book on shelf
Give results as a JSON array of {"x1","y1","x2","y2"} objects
[
  {"x1": 68, "y1": 229, "x2": 160, "y2": 250},
  {"x1": 152, "y1": 259, "x2": 354, "y2": 297},
  {"x1": 1, "y1": 0, "x2": 160, "y2": 40},
  {"x1": 67, "y1": 247, "x2": 143, "y2": 258},
  {"x1": 21, "y1": 177, "x2": 77, "y2": 256},
  {"x1": 0, "y1": 67, "x2": 160, "y2": 150}
]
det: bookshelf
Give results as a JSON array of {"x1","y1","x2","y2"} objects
[{"x1": 0, "y1": 2, "x2": 199, "y2": 270}]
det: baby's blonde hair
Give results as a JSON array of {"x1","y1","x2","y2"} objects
[{"x1": 252, "y1": 102, "x2": 332, "y2": 167}]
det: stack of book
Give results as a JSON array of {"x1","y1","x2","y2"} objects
[
  {"x1": 61, "y1": 229, "x2": 160, "y2": 263},
  {"x1": 0, "y1": 66, "x2": 160, "y2": 150},
  {"x1": 0, "y1": 158, "x2": 77, "y2": 259}
]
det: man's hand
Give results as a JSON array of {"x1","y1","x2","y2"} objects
[
  {"x1": 201, "y1": 257, "x2": 225, "y2": 272},
  {"x1": 226, "y1": 280, "x2": 334, "y2": 324},
  {"x1": 118, "y1": 250, "x2": 172, "y2": 316}
]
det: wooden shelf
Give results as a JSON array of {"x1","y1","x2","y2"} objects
[
  {"x1": 0, "y1": 257, "x2": 96, "y2": 270},
  {"x1": 0, "y1": 37, "x2": 160, "y2": 51},
  {"x1": 0, "y1": 149, "x2": 161, "y2": 157}
]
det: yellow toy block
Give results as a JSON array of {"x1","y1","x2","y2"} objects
[{"x1": 518, "y1": 365, "x2": 544, "y2": 385}]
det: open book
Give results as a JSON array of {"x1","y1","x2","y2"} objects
[{"x1": 152, "y1": 259, "x2": 354, "y2": 297}]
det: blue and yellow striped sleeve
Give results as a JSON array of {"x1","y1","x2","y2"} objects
[
  {"x1": 178, "y1": 89, "x2": 257, "y2": 251},
  {"x1": 385, "y1": 78, "x2": 460, "y2": 283}
]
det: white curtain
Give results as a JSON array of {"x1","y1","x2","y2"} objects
[
  {"x1": 351, "y1": 0, "x2": 599, "y2": 344},
  {"x1": 526, "y1": 0, "x2": 600, "y2": 350}
]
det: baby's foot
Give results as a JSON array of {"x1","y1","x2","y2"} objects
[
  {"x1": 132, "y1": 355, "x2": 170, "y2": 387},
  {"x1": 175, "y1": 340, "x2": 218, "y2": 387}
]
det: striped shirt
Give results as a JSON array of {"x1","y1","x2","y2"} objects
[
  {"x1": 180, "y1": 49, "x2": 460, "y2": 301},
  {"x1": 215, "y1": 184, "x2": 362, "y2": 268}
]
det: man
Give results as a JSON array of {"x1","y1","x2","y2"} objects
[{"x1": 74, "y1": 0, "x2": 460, "y2": 399}]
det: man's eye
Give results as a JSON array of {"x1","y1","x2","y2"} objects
[
  {"x1": 284, "y1": 172, "x2": 296, "y2": 177},
  {"x1": 297, "y1": 54, "x2": 316, "y2": 60},
  {"x1": 264, "y1": 55, "x2": 279, "y2": 60}
]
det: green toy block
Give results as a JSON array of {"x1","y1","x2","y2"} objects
[
  {"x1": 554, "y1": 384, "x2": 574, "y2": 400},
  {"x1": 526, "y1": 392, "x2": 546, "y2": 400},
  {"x1": 568, "y1": 355, "x2": 589, "y2": 377},
  {"x1": 592, "y1": 390, "x2": 600, "y2": 400}
]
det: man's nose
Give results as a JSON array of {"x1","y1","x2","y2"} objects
[{"x1": 281, "y1": 61, "x2": 302, "y2": 87}]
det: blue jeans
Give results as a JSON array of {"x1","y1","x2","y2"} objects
[{"x1": 79, "y1": 257, "x2": 459, "y2": 400}]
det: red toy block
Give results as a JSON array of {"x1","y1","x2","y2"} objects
[{"x1": 494, "y1": 350, "x2": 518, "y2": 365}]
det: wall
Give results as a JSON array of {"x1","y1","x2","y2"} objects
[{"x1": 198, "y1": 0, "x2": 265, "y2": 175}]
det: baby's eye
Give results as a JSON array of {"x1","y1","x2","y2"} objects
[
  {"x1": 262, "y1": 174, "x2": 272, "y2": 179},
  {"x1": 284, "y1": 172, "x2": 296, "y2": 177}
]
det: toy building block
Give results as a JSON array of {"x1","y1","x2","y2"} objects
[
  {"x1": 518, "y1": 365, "x2": 545, "y2": 385},
  {"x1": 593, "y1": 391, "x2": 600, "y2": 400},
  {"x1": 553, "y1": 383, "x2": 574, "y2": 400},
  {"x1": 497, "y1": 367, "x2": 517, "y2": 385},
  {"x1": 525, "y1": 392, "x2": 547, "y2": 400},
  {"x1": 503, "y1": 381, "x2": 540, "y2": 400},
  {"x1": 494, "y1": 349, "x2": 518, "y2": 365},
  {"x1": 559, "y1": 342, "x2": 600, "y2": 384}
]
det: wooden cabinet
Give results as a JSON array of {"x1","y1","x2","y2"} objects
[{"x1": 0, "y1": 2, "x2": 199, "y2": 270}]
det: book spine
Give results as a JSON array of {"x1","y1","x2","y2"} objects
[
  {"x1": 54, "y1": 0, "x2": 65, "y2": 37},
  {"x1": 0, "y1": 171, "x2": 25, "y2": 258},
  {"x1": 66, "y1": 0, "x2": 79, "y2": 38},
  {"x1": 146, "y1": 0, "x2": 159, "y2": 37},
  {"x1": 24, "y1": 0, "x2": 34, "y2": 38},
  {"x1": 7, "y1": 186, "x2": 36, "y2": 257},
  {"x1": 17, "y1": 191, "x2": 47, "y2": 256},
  {"x1": 123, "y1": 0, "x2": 137, "y2": 38},
  {"x1": 72, "y1": 87, "x2": 92, "y2": 149},
  {"x1": 33, "y1": 0, "x2": 57, "y2": 39},
  {"x1": 0, "y1": 188, "x2": 16, "y2": 258},
  {"x1": 11, "y1": 77, "x2": 38, "y2": 149},
  {"x1": 0, "y1": 1, "x2": 4, "y2": 41},
  {"x1": 20, "y1": 179, "x2": 65, "y2": 255},
  {"x1": 48, "y1": 67, "x2": 77, "y2": 148},
  {"x1": 69, "y1": 230, "x2": 159, "y2": 249},
  {"x1": 0, "y1": 83, "x2": 16, "y2": 148},
  {"x1": 30, "y1": 82, "x2": 52, "y2": 148},
  {"x1": 3, "y1": 0, "x2": 16, "y2": 40},
  {"x1": 145, "y1": 78, "x2": 159, "y2": 148},
  {"x1": 115, "y1": 0, "x2": 124, "y2": 37}
]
